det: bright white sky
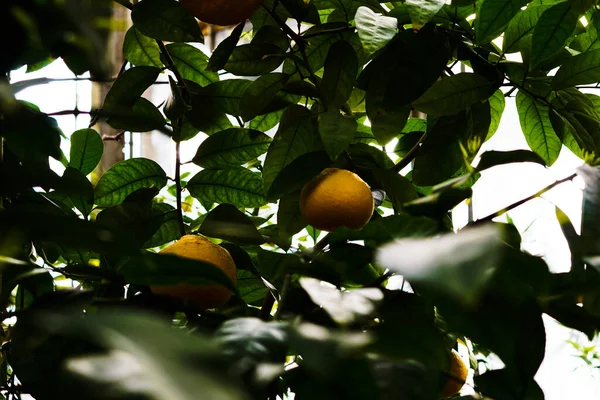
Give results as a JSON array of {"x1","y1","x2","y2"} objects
[{"x1": 12, "y1": 59, "x2": 600, "y2": 399}]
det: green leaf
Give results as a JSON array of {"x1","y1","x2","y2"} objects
[
  {"x1": 412, "y1": 73, "x2": 497, "y2": 116},
  {"x1": 102, "y1": 98, "x2": 167, "y2": 132},
  {"x1": 203, "y1": 79, "x2": 253, "y2": 116},
  {"x1": 143, "y1": 203, "x2": 180, "y2": 248},
  {"x1": 165, "y1": 43, "x2": 219, "y2": 86},
  {"x1": 476, "y1": 0, "x2": 531, "y2": 45},
  {"x1": 187, "y1": 167, "x2": 266, "y2": 208},
  {"x1": 123, "y1": 26, "x2": 163, "y2": 68},
  {"x1": 277, "y1": 192, "x2": 307, "y2": 237},
  {"x1": 376, "y1": 224, "x2": 505, "y2": 305},
  {"x1": 207, "y1": 22, "x2": 246, "y2": 72},
  {"x1": 502, "y1": 5, "x2": 549, "y2": 53},
  {"x1": 122, "y1": 251, "x2": 237, "y2": 292},
  {"x1": 69, "y1": 129, "x2": 103, "y2": 176},
  {"x1": 530, "y1": 1, "x2": 580, "y2": 69},
  {"x1": 131, "y1": 0, "x2": 203, "y2": 42},
  {"x1": 406, "y1": 0, "x2": 446, "y2": 29},
  {"x1": 198, "y1": 203, "x2": 265, "y2": 245},
  {"x1": 487, "y1": 89, "x2": 506, "y2": 140},
  {"x1": 236, "y1": 270, "x2": 269, "y2": 305},
  {"x1": 186, "y1": 89, "x2": 234, "y2": 135},
  {"x1": 60, "y1": 167, "x2": 94, "y2": 217},
  {"x1": 576, "y1": 165, "x2": 600, "y2": 255},
  {"x1": 262, "y1": 105, "x2": 322, "y2": 190},
  {"x1": 224, "y1": 43, "x2": 285, "y2": 76},
  {"x1": 192, "y1": 128, "x2": 272, "y2": 169},
  {"x1": 267, "y1": 151, "x2": 332, "y2": 202},
  {"x1": 320, "y1": 41, "x2": 359, "y2": 110},
  {"x1": 552, "y1": 48, "x2": 600, "y2": 89},
  {"x1": 250, "y1": 109, "x2": 285, "y2": 132},
  {"x1": 516, "y1": 90, "x2": 561, "y2": 165},
  {"x1": 239, "y1": 73, "x2": 289, "y2": 121},
  {"x1": 329, "y1": 214, "x2": 440, "y2": 246},
  {"x1": 94, "y1": 158, "x2": 168, "y2": 207},
  {"x1": 475, "y1": 150, "x2": 547, "y2": 171},
  {"x1": 318, "y1": 110, "x2": 358, "y2": 160},
  {"x1": 355, "y1": 6, "x2": 398, "y2": 56},
  {"x1": 300, "y1": 277, "x2": 384, "y2": 325}
]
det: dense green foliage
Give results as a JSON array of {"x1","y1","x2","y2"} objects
[{"x1": 2, "y1": 0, "x2": 600, "y2": 398}]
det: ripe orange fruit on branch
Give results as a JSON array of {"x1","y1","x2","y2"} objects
[
  {"x1": 440, "y1": 349, "x2": 468, "y2": 398},
  {"x1": 180, "y1": 0, "x2": 265, "y2": 26},
  {"x1": 299, "y1": 168, "x2": 374, "y2": 232},
  {"x1": 150, "y1": 235, "x2": 237, "y2": 310}
]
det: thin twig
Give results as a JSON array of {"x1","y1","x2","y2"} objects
[
  {"x1": 393, "y1": 131, "x2": 427, "y2": 172},
  {"x1": 475, "y1": 172, "x2": 578, "y2": 223},
  {"x1": 175, "y1": 137, "x2": 186, "y2": 236}
]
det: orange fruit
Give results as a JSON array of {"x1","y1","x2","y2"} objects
[
  {"x1": 150, "y1": 235, "x2": 237, "y2": 310},
  {"x1": 299, "y1": 168, "x2": 374, "y2": 232},
  {"x1": 179, "y1": 0, "x2": 265, "y2": 26},
  {"x1": 440, "y1": 349, "x2": 468, "y2": 398}
]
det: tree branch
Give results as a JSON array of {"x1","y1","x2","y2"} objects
[{"x1": 475, "y1": 172, "x2": 578, "y2": 223}]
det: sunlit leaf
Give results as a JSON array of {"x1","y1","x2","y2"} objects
[
  {"x1": 69, "y1": 129, "x2": 103, "y2": 176},
  {"x1": 192, "y1": 128, "x2": 272, "y2": 169},
  {"x1": 187, "y1": 167, "x2": 267, "y2": 208}
]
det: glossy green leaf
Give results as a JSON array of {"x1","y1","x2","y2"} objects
[
  {"x1": 516, "y1": 91, "x2": 561, "y2": 165},
  {"x1": 69, "y1": 129, "x2": 103, "y2": 176},
  {"x1": 552, "y1": 48, "x2": 600, "y2": 89},
  {"x1": 476, "y1": 0, "x2": 531, "y2": 45},
  {"x1": 487, "y1": 89, "x2": 506, "y2": 140},
  {"x1": 502, "y1": 5, "x2": 549, "y2": 53},
  {"x1": 143, "y1": 203, "x2": 180, "y2": 248},
  {"x1": 198, "y1": 203, "x2": 265, "y2": 245},
  {"x1": 187, "y1": 167, "x2": 266, "y2": 208},
  {"x1": 131, "y1": 0, "x2": 203, "y2": 42},
  {"x1": 94, "y1": 158, "x2": 168, "y2": 207},
  {"x1": 166, "y1": 43, "x2": 219, "y2": 86},
  {"x1": 318, "y1": 110, "x2": 358, "y2": 160},
  {"x1": 412, "y1": 73, "x2": 497, "y2": 116},
  {"x1": 262, "y1": 105, "x2": 322, "y2": 190},
  {"x1": 406, "y1": 0, "x2": 446, "y2": 29},
  {"x1": 224, "y1": 43, "x2": 285, "y2": 76},
  {"x1": 193, "y1": 128, "x2": 271, "y2": 169},
  {"x1": 250, "y1": 109, "x2": 285, "y2": 132},
  {"x1": 236, "y1": 270, "x2": 269, "y2": 305},
  {"x1": 239, "y1": 73, "x2": 289, "y2": 121},
  {"x1": 123, "y1": 26, "x2": 162, "y2": 68},
  {"x1": 376, "y1": 224, "x2": 504, "y2": 305},
  {"x1": 320, "y1": 41, "x2": 359, "y2": 110},
  {"x1": 530, "y1": 1, "x2": 579, "y2": 69},
  {"x1": 354, "y1": 6, "x2": 398, "y2": 56}
]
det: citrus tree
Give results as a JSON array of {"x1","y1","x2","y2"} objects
[{"x1": 2, "y1": 0, "x2": 600, "y2": 398}]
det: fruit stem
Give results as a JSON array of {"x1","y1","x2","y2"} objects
[{"x1": 475, "y1": 172, "x2": 578, "y2": 223}]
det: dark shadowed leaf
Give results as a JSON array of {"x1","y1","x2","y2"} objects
[
  {"x1": 412, "y1": 73, "x2": 496, "y2": 116},
  {"x1": 277, "y1": 192, "x2": 307, "y2": 237},
  {"x1": 320, "y1": 41, "x2": 358, "y2": 110},
  {"x1": 224, "y1": 44, "x2": 285, "y2": 76},
  {"x1": 576, "y1": 165, "x2": 600, "y2": 255},
  {"x1": 318, "y1": 110, "x2": 358, "y2": 160},
  {"x1": 187, "y1": 167, "x2": 266, "y2": 208},
  {"x1": 166, "y1": 43, "x2": 219, "y2": 86},
  {"x1": 192, "y1": 128, "x2": 272, "y2": 169},
  {"x1": 69, "y1": 129, "x2": 103, "y2": 176},
  {"x1": 123, "y1": 26, "x2": 163, "y2": 68},
  {"x1": 207, "y1": 22, "x2": 246, "y2": 72},
  {"x1": 94, "y1": 158, "x2": 167, "y2": 207},
  {"x1": 376, "y1": 224, "x2": 504, "y2": 305},
  {"x1": 143, "y1": 203, "x2": 180, "y2": 248},
  {"x1": 262, "y1": 105, "x2": 322, "y2": 190},
  {"x1": 516, "y1": 90, "x2": 561, "y2": 165},
  {"x1": 267, "y1": 151, "x2": 332, "y2": 202},
  {"x1": 131, "y1": 0, "x2": 203, "y2": 42},
  {"x1": 239, "y1": 73, "x2": 289, "y2": 121},
  {"x1": 60, "y1": 167, "x2": 94, "y2": 217},
  {"x1": 476, "y1": 150, "x2": 546, "y2": 172},
  {"x1": 198, "y1": 204, "x2": 265, "y2": 245}
]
